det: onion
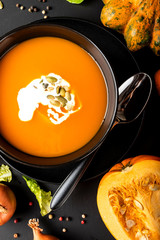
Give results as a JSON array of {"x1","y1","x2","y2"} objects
[
  {"x1": 0, "y1": 183, "x2": 17, "y2": 225},
  {"x1": 154, "y1": 69, "x2": 160, "y2": 95},
  {"x1": 28, "y1": 218, "x2": 60, "y2": 240}
]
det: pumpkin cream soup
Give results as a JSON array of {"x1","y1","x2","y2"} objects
[{"x1": 0, "y1": 37, "x2": 107, "y2": 157}]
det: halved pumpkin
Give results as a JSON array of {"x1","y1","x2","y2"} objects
[{"x1": 97, "y1": 155, "x2": 160, "y2": 240}]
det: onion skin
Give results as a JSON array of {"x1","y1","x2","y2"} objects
[
  {"x1": 33, "y1": 229, "x2": 60, "y2": 240},
  {"x1": 0, "y1": 183, "x2": 17, "y2": 226},
  {"x1": 155, "y1": 69, "x2": 160, "y2": 95},
  {"x1": 28, "y1": 219, "x2": 60, "y2": 240}
]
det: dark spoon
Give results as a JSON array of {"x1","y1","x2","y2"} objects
[{"x1": 50, "y1": 72, "x2": 152, "y2": 211}]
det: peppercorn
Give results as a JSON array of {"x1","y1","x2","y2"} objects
[
  {"x1": 29, "y1": 201, "x2": 33, "y2": 206},
  {"x1": 48, "y1": 214, "x2": 53, "y2": 219},
  {"x1": 33, "y1": 7, "x2": 38, "y2": 12},
  {"x1": 65, "y1": 217, "x2": 71, "y2": 221},
  {"x1": 20, "y1": 5, "x2": 25, "y2": 10},
  {"x1": 14, "y1": 218, "x2": 19, "y2": 223},
  {"x1": 13, "y1": 233, "x2": 19, "y2": 238},
  {"x1": 42, "y1": 10, "x2": 46, "y2": 14},
  {"x1": 46, "y1": 6, "x2": 51, "y2": 10},
  {"x1": 59, "y1": 216, "x2": 63, "y2": 221},
  {"x1": 81, "y1": 220, "x2": 85, "y2": 224}
]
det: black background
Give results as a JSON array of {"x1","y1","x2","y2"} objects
[{"x1": 0, "y1": 0, "x2": 160, "y2": 240}]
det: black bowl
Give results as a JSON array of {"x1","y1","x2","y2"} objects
[{"x1": 0, "y1": 22, "x2": 117, "y2": 167}]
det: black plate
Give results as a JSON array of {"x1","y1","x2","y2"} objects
[{"x1": 1, "y1": 18, "x2": 143, "y2": 183}]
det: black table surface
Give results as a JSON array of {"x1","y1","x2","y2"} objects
[{"x1": 0, "y1": 1, "x2": 160, "y2": 240}]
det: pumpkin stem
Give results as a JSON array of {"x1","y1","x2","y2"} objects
[
  {"x1": 122, "y1": 161, "x2": 132, "y2": 170},
  {"x1": 0, "y1": 204, "x2": 8, "y2": 214}
]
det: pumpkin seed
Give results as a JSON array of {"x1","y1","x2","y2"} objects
[
  {"x1": 47, "y1": 95, "x2": 55, "y2": 100},
  {"x1": 0, "y1": 1, "x2": 3, "y2": 9},
  {"x1": 142, "y1": 177, "x2": 150, "y2": 186},
  {"x1": 134, "y1": 200, "x2": 144, "y2": 210},
  {"x1": 60, "y1": 87, "x2": 66, "y2": 97},
  {"x1": 56, "y1": 86, "x2": 61, "y2": 94},
  {"x1": 149, "y1": 184, "x2": 160, "y2": 191},
  {"x1": 56, "y1": 96, "x2": 67, "y2": 107},
  {"x1": 48, "y1": 87, "x2": 54, "y2": 91},
  {"x1": 42, "y1": 83, "x2": 49, "y2": 89},
  {"x1": 66, "y1": 103, "x2": 73, "y2": 111},
  {"x1": 50, "y1": 99, "x2": 60, "y2": 107},
  {"x1": 119, "y1": 205, "x2": 126, "y2": 215},
  {"x1": 64, "y1": 86, "x2": 70, "y2": 91},
  {"x1": 125, "y1": 219, "x2": 136, "y2": 229},
  {"x1": 142, "y1": 229, "x2": 149, "y2": 235},
  {"x1": 65, "y1": 91, "x2": 71, "y2": 101},
  {"x1": 46, "y1": 76, "x2": 57, "y2": 85},
  {"x1": 140, "y1": 235, "x2": 149, "y2": 240}
]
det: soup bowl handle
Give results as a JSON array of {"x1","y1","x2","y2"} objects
[{"x1": 50, "y1": 72, "x2": 152, "y2": 211}]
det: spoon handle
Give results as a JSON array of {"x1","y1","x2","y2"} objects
[{"x1": 50, "y1": 153, "x2": 96, "y2": 210}]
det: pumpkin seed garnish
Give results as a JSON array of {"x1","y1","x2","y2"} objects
[
  {"x1": 60, "y1": 87, "x2": 66, "y2": 97},
  {"x1": 64, "y1": 86, "x2": 70, "y2": 91},
  {"x1": 65, "y1": 91, "x2": 71, "y2": 101},
  {"x1": 56, "y1": 96, "x2": 67, "y2": 107},
  {"x1": 47, "y1": 95, "x2": 55, "y2": 100},
  {"x1": 56, "y1": 86, "x2": 61, "y2": 94},
  {"x1": 42, "y1": 83, "x2": 49, "y2": 89},
  {"x1": 46, "y1": 76, "x2": 57, "y2": 85},
  {"x1": 50, "y1": 99, "x2": 61, "y2": 107},
  {"x1": 0, "y1": 1, "x2": 4, "y2": 9},
  {"x1": 48, "y1": 86, "x2": 54, "y2": 91}
]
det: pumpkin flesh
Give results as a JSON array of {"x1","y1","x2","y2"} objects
[{"x1": 97, "y1": 155, "x2": 160, "y2": 240}]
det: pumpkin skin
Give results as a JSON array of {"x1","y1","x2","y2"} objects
[
  {"x1": 101, "y1": 0, "x2": 160, "y2": 55},
  {"x1": 97, "y1": 155, "x2": 160, "y2": 240}
]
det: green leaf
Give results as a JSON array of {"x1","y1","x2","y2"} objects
[
  {"x1": 23, "y1": 176, "x2": 52, "y2": 216},
  {"x1": 66, "y1": 0, "x2": 84, "y2": 4},
  {"x1": 0, "y1": 164, "x2": 12, "y2": 182}
]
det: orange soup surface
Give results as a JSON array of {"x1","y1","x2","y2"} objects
[{"x1": 0, "y1": 37, "x2": 107, "y2": 157}]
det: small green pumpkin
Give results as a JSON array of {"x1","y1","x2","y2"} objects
[{"x1": 101, "y1": 0, "x2": 160, "y2": 55}]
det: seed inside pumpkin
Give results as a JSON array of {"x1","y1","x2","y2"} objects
[
  {"x1": 119, "y1": 205, "x2": 126, "y2": 215},
  {"x1": 134, "y1": 200, "x2": 144, "y2": 210},
  {"x1": 126, "y1": 219, "x2": 136, "y2": 229},
  {"x1": 149, "y1": 183, "x2": 160, "y2": 191}
]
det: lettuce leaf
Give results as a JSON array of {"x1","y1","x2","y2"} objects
[
  {"x1": 0, "y1": 164, "x2": 12, "y2": 182},
  {"x1": 66, "y1": 0, "x2": 84, "y2": 4},
  {"x1": 23, "y1": 176, "x2": 52, "y2": 216}
]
